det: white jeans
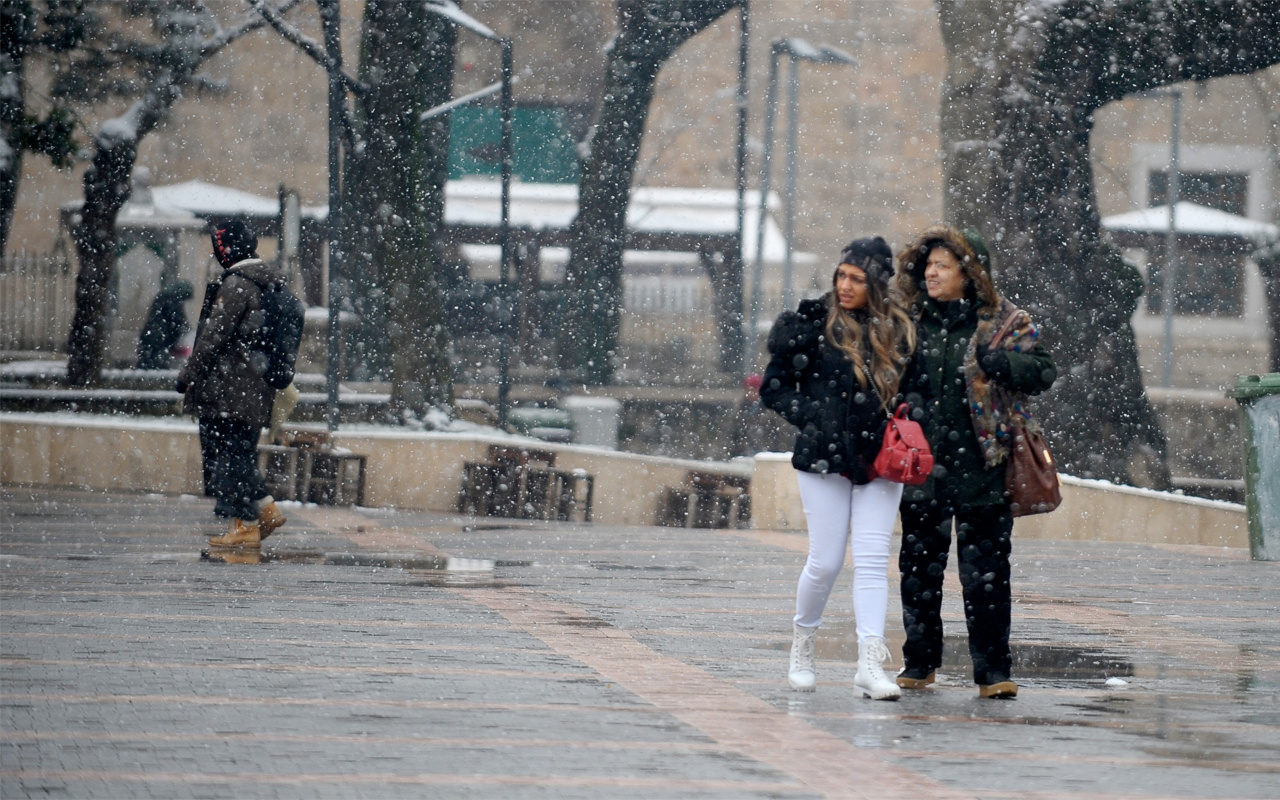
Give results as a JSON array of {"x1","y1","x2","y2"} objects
[{"x1": 794, "y1": 471, "x2": 904, "y2": 641}]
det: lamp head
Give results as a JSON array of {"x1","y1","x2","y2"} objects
[{"x1": 775, "y1": 37, "x2": 855, "y2": 65}]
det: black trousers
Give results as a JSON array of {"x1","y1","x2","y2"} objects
[
  {"x1": 198, "y1": 417, "x2": 267, "y2": 521},
  {"x1": 899, "y1": 503, "x2": 1014, "y2": 684}
]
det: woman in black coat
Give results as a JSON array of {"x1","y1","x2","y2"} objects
[
  {"x1": 761, "y1": 237, "x2": 929, "y2": 700},
  {"x1": 892, "y1": 225, "x2": 1056, "y2": 700}
]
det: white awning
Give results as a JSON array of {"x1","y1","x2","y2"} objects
[
  {"x1": 1103, "y1": 202, "x2": 1278, "y2": 242},
  {"x1": 76, "y1": 178, "x2": 813, "y2": 263},
  {"x1": 443, "y1": 178, "x2": 806, "y2": 263},
  {"x1": 150, "y1": 180, "x2": 282, "y2": 218}
]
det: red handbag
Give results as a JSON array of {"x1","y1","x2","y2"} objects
[{"x1": 871, "y1": 403, "x2": 933, "y2": 485}]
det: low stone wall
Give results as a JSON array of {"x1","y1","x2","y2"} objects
[
  {"x1": 0, "y1": 413, "x2": 749, "y2": 528},
  {"x1": 2, "y1": 413, "x2": 1248, "y2": 548},
  {"x1": 750, "y1": 453, "x2": 1248, "y2": 549},
  {"x1": 2, "y1": 413, "x2": 203, "y2": 494}
]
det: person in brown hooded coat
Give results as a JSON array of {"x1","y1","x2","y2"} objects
[
  {"x1": 893, "y1": 225, "x2": 1056, "y2": 699},
  {"x1": 177, "y1": 220, "x2": 287, "y2": 548}
]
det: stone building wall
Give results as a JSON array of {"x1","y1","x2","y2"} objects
[
  {"x1": 8, "y1": 0, "x2": 947, "y2": 267},
  {"x1": 7, "y1": 1, "x2": 1275, "y2": 389}
]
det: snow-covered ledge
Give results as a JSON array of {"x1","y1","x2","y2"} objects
[
  {"x1": 1, "y1": 413, "x2": 1246, "y2": 546},
  {"x1": 0, "y1": 412, "x2": 750, "y2": 528},
  {"x1": 750, "y1": 452, "x2": 1247, "y2": 549}
]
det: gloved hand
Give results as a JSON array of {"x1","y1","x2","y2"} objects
[
  {"x1": 175, "y1": 380, "x2": 189, "y2": 394},
  {"x1": 976, "y1": 343, "x2": 1012, "y2": 383}
]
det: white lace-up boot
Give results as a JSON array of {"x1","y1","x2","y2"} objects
[
  {"x1": 787, "y1": 623, "x2": 818, "y2": 691},
  {"x1": 854, "y1": 637, "x2": 901, "y2": 700}
]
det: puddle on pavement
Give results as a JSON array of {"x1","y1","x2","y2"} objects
[
  {"x1": 201, "y1": 549, "x2": 514, "y2": 587},
  {"x1": 758, "y1": 618, "x2": 1135, "y2": 682},
  {"x1": 591, "y1": 562, "x2": 698, "y2": 572}
]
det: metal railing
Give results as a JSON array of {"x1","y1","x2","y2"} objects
[{"x1": 0, "y1": 252, "x2": 75, "y2": 353}]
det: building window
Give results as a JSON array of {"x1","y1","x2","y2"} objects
[
  {"x1": 1144, "y1": 242, "x2": 1250, "y2": 317},
  {"x1": 1147, "y1": 170, "x2": 1248, "y2": 215},
  {"x1": 1144, "y1": 170, "x2": 1250, "y2": 317}
]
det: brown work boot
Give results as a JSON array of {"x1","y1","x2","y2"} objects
[
  {"x1": 896, "y1": 666, "x2": 936, "y2": 690},
  {"x1": 978, "y1": 676, "x2": 1018, "y2": 699},
  {"x1": 208, "y1": 518, "x2": 261, "y2": 548},
  {"x1": 257, "y1": 501, "x2": 287, "y2": 540}
]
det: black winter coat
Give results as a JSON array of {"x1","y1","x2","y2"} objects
[{"x1": 760, "y1": 297, "x2": 931, "y2": 483}]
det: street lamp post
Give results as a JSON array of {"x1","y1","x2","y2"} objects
[
  {"x1": 747, "y1": 38, "x2": 854, "y2": 362},
  {"x1": 497, "y1": 38, "x2": 514, "y2": 426},
  {"x1": 1162, "y1": 89, "x2": 1182, "y2": 389},
  {"x1": 1134, "y1": 86, "x2": 1184, "y2": 388},
  {"x1": 422, "y1": 2, "x2": 514, "y2": 426},
  {"x1": 317, "y1": 0, "x2": 343, "y2": 432},
  {"x1": 733, "y1": 2, "x2": 749, "y2": 382}
]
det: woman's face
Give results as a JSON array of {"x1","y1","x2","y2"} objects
[
  {"x1": 834, "y1": 263, "x2": 868, "y2": 311},
  {"x1": 924, "y1": 246, "x2": 967, "y2": 302}
]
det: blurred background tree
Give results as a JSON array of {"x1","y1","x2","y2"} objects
[
  {"x1": 55, "y1": 0, "x2": 298, "y2": 386},
  {"x1": 936, "y1": 0, "x2": 1280, "y2": 484},
  {"x1": 559, "y1": 0, "x2": 740, "y2": 385},
  {"x1": 0, "y1": 0, "x2": 84, "y2": 254}
]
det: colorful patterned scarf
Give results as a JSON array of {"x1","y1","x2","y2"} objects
[{"x1": 964, "y1": 300, "x2": 1043, "y2": 468}]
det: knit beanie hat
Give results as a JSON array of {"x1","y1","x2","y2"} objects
[
  {"x1": 210, "y1": 219, "x2": 258, "y2": 266},
  {"x1": 838, "y1": 236, "x2": 894, "y2": 286},
  {"x1": 962, "y1": 227, "x2": 992, "y2": 274}
]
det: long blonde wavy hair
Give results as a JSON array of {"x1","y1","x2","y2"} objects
[{"x1": 824, "y1": 262, "x2": 917, "y2": 411}]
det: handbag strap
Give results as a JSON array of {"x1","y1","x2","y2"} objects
[{"x1": 990, "y1": 307, "x2": 1024, "y2": 348}]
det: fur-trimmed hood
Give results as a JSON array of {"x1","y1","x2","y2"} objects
[{"x1": 894, "y1": 225, "x2": 1001, "y2": 315}]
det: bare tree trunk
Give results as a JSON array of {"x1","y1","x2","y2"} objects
[
  {"x1": 62, "y1": 4, "x2": 283, "y2": 385},
  {"x1": 1, "y1": 0, "x2": 78, "y2": 255},
  {"x1": 0, "y1": 0, "x2": 36, "y2": 256},
  {"x1": 559, "y1": 0, "x2": 739, "y2": 384},
  {"x1": 0, "y1": 37, "x2": 24, "y2": 256},
  {"x1": 339, "y1": 1, "x2": 456, "y2": 417},
  {"x1": 935, "y1": 0, "x2": 1280, "y2": 484},
  {"x1": 67, "y1": 93, "x2": 172, "y2": 385}
]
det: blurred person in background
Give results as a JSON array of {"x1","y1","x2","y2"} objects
[
  {"x1": 136, "y1": 279, "x2": 193, "y2": 370},
  {"x1": 177, "y1": 220, "x2": 287, "y2": 549}
]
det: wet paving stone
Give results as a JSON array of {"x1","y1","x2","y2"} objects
[{"x1": 2, "y1": 485, "x2": 1279, "y2": 798}]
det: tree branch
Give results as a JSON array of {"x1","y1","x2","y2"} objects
[
  {"x1": 201, "y1": 0, "x2": 303, "y2": 58},
  {"x1": 1070, "y1": 0, "x2": 1280, "y2": 108},
  {"x1": 245, "y1": 0, "x2": 369, "y2": 96}
]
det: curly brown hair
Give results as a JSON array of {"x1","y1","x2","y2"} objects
[{"x1": 893, "y1": 225, "x2": 1001, "y2": 315}]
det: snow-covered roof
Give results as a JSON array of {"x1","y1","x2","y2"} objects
[
  {"x1": 151, "y1": 180, "x2": 283, "y2": 218},
  {"x1": 63, "y1": 178, "x2": 808, "y2": 261},
  {"x1": 444, "y1": 178, "x2": 803, "y2": 263},
  {"x1": 113, "y1": 196, "x2": 204, "y2": 229},
  {"x1": 61, "y1": 180, "x2": 292, "y2": 224},
  {"x1": 1103, "y1": 202, "x2": 1279, "y2": 242}
]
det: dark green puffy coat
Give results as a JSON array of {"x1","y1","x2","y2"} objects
[{"x1": 904, "y1": 297, "x2": 1056, "y2": 510}]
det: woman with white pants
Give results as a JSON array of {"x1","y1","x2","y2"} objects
[{"x1": 760, "y1": 237, "x2": 928, "y2": 700}]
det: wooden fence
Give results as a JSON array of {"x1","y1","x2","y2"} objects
[{"x1": 0, "y1": 252, "x2": 75, "y2": 353}]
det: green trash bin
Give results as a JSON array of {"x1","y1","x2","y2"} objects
[{"x1": 1229, "y1": 373, "x2": 1280, "y2": 561}]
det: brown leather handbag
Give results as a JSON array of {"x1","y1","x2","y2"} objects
[
  {"x1": 1005, "y1": 426, "x2": 1061, "y2": 517},
  {"x1": 989, "y1": 309, "x2": 1062, "y2": 517}
]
